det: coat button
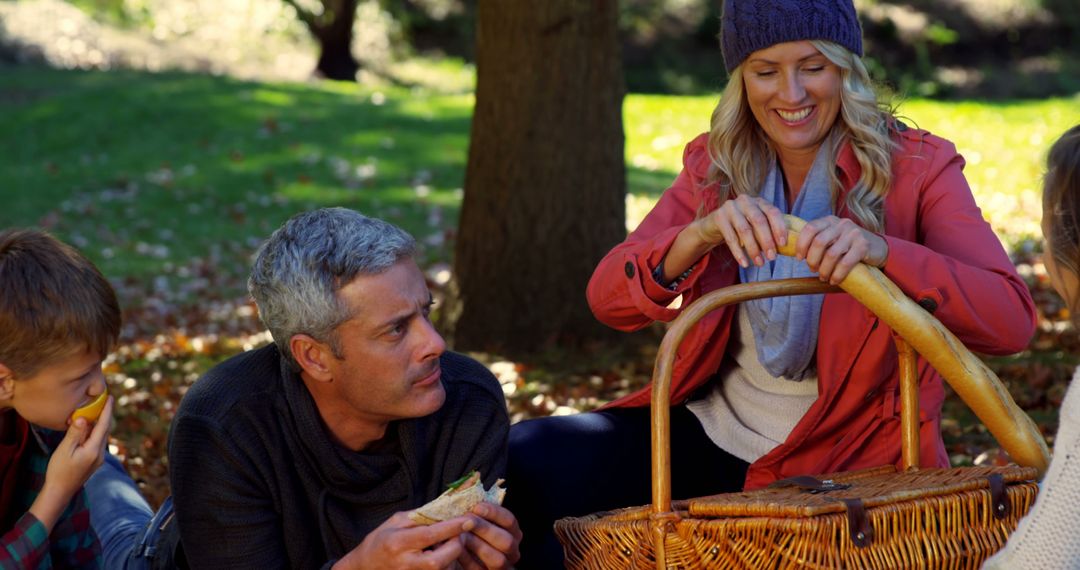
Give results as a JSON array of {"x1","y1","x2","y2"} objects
[
  {"x1": 917, "y1": 298, "x2": 938, "y2": 314},
  {"x1": 624, "y1": 262, "x2": 635, "y2": 278}
]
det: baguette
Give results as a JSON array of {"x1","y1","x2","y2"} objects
[
  {"x1": 409, "y1": 471, "x2": 507, "y2": 525},
  {"x1": 779, "y1": 215, "x2": 1049, "y2": 475}
]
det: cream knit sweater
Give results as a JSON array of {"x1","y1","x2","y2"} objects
[
  {"x1": 686, "y1": 306, "x2": 819, "y2": 463},
  {"x1": 983, "y1": 367, "x2": 1080, "y2": 569}
]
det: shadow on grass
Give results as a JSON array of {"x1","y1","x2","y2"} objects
[
  {"x1": 0, "y1": 66, "x2": 685, "y2": 378},
  {"x1": 1, "y1": 65, "x2": 689, "y2": 300},
  {"x1": 0, "y1": 66, "x2": 473, "y2": 288}
]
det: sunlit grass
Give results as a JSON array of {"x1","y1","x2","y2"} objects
[
  {"x1": 0, "y1": 67, "x2": 471, "y2": 282},
  {"x1": 622, "y1": 93, "x2": 1080, "y2": 242},
  {"x1": 2, "y1": 66, "x2": 1077, "y2": 285}
]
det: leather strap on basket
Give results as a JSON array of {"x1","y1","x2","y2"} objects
[
  {"x1": 768, "y1": 475, "x2": 852, "y2": 494},
  {"x1": 987, "y1": 472, "x2": 1010, "y2": 520},
  {"x1": 770, "y1": 478, "x2": 872, "y2": 547},
  {"x1": 842, "y1": 498, "x2": 873, "y2": 548}
]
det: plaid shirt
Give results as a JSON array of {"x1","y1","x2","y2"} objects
[{"x1": 1, "y1": 428, "x2": 101, "y2": 569}]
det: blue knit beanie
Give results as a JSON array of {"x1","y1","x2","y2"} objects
[{"x1": 720, "y1": 0, "x2": 863, "y2": 73}]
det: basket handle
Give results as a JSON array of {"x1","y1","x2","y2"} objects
[{"x1": 649, "y1": 215, "x2": 1050, "y2": 519}]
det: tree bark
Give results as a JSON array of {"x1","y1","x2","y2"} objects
[{"x1": 453, "y1": 0, "x2": 626, "y2": 354}]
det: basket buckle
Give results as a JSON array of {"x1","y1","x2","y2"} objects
[
  {"x1": 808, "y1": 479, "x2": 852, "y2": 494},
  {"x1": 768, "y1": 475, "x2": 852, "y2": 494},
  {"x1": 987, "y1": 472, "x2": 1010, "y2": 520}
]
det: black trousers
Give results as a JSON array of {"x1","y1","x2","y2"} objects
[{"x1": 505, "y1": 405, "x2": 750, "y2": 569}]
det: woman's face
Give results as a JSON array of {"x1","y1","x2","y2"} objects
[
  {"x1": 742, "y1": 41, "x2": 843, "y2": 161},
  {"x1": 1042, "y1": 214, "x2": 1080, "y2": 313}
]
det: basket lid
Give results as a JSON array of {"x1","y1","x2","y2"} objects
[{"x1": 688, "y1": 465, "x2": 1038, "y2": 518}]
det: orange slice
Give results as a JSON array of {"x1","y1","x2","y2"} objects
[{"x1": 71, "y1": 391, "x2": 108, "y2": 423}]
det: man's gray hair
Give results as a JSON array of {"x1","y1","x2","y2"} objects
[{"x1": 248, "y1": 207, "x2": 416, "y2": 366}]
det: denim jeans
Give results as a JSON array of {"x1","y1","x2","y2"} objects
[{"x1": 84, "y1": 454, "x2": 176, "y2": 570}]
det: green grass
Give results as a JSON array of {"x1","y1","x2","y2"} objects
[
  {"x1": 0, "y1": 67, "x2": 473, "y2": 286},
  {"x1": 2, "y1": 66, "x2": 1079, "y2": 289},
  {"x1": 622, "y1": 93, "x2": 1080, "y2": 237}
]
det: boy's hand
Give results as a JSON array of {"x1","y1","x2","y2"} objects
[
  {"x1": 49, "y1": 395, "x2": 113, "y2": 492},
  {"x1": 30, "y1": 396, "x2": 114, "y2": 531}
]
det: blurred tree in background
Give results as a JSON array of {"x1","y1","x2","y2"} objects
[
  {"x1": 281, "y1": 0, "x2": 360, "y2": 80},
  {"x1": 29, "y1": 0, "x2": 1076, "y2": 96}
]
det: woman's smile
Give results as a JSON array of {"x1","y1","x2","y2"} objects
[
  {"x1": 743, "y1": 41, "x2": 842, "y2": 160},
  {"x1": 775, "y1": 106, "x2": 814, "y2": 124}
]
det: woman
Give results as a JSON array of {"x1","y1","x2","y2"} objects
[
  {"x1": 983, "y1": 125, "x2": 1080, "y2": 568},
  {"x1": 505, "y1": 0, "x2": 1037, "y2": 567}
]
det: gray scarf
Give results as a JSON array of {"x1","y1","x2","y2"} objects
[{"x1": 738, "y1": 146, "x2": 833, "y2": 380}]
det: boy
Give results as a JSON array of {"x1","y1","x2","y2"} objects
[{"x1": 1, "y1": 228, "x2": 116, "y2": 568}]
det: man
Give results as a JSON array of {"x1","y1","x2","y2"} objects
[{"x1": 168, "y1": 208, "x2": 521, "y2": 569}]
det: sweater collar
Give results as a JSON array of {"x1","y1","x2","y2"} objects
[
  {"x1": 278, "y1": 354, "x2": 411, "y2": 500},
  {"x1": 277, "y1": 352, "x2": 418, "y2": 557}
]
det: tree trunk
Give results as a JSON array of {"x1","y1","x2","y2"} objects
[
  {"x1": 313, "y1": 0, "x2": 360, "y2": 81},
  {"x1": 453, "y1": 0, "x2": 626, "y2": 354}
]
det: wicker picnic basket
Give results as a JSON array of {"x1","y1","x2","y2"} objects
[{"x1": 555, "y1": 216, "x2": 1052, "y2": 569}]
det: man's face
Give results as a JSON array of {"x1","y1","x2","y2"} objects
[
  {"x1": 323, "y1": 259, "x2": 447, "y2": 427},
  {"x1": 1, "y1": 348, "x2": 106, "y2": 431}
]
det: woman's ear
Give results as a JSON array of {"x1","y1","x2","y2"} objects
[
  {"x1": 289, "y1": 335, "x2": 334, "y2": 383},
  {"x1": 0, "y1": 363, "x2": 14, "y2": 402}
]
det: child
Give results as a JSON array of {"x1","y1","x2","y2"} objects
[
  {"x1": 983, "y1": 124, "x2": 1080, "y2": 568},
  {"x1": 1, "y1": 229, "x2": 178, "y2": 570},
  {"x1": 1, "y1": 228, "x2": 117, "y2": 568}
]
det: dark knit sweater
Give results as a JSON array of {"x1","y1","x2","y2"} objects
[{"x1": 167, "y1": 345, "x2": 508, "y2": 570}]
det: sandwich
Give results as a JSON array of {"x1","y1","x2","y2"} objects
[{"x1": 409, "y1": 471, "x2": 507, "y2": 525}]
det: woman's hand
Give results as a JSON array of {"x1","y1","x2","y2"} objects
[
  {"x1": 693, "y1": 195, "x2": 788, "y2": 268},
  {"x1": 795, "y1": 216, "x2": 888, "y2": 284}
]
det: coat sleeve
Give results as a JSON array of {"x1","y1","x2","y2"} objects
[
  {"x1": 879, "y1": 135, "x2": 1036, "y2": 354},
  {"x1": 587, "y1": 135, "x2": 719, "y2": 330},
  {"x1": 0, "y1": 514, "x2": 49, "y2": 570},
  {"x1": 169, "y1": 414, "x2": 290, "y2": 570}
]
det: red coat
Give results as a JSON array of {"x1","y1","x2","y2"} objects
[{"x1": 587, "y1": 128, "x2": 1037, "y2": 490}]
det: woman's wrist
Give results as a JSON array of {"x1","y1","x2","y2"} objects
[
  {"x1": 690, "y1": 218, "x2": 722, "y2": 250},
  {"x1": 665, "y1": 222, "x2": 716, "y2": 281}
]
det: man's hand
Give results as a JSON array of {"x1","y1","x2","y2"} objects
[
  {"x1": 456, "y1": 503, "x2": 522, "y2": 570},
  {"x1": 334, "y1": 511, "x2": 474, "y2": 570}
]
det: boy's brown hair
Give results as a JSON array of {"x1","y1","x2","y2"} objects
[{"x1": 0, "y1": 229, "x2": 120, "y2": 378}]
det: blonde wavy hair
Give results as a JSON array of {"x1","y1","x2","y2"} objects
[{"x1": 705, "y1": 40, "x2": 896, "y2": 232}]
